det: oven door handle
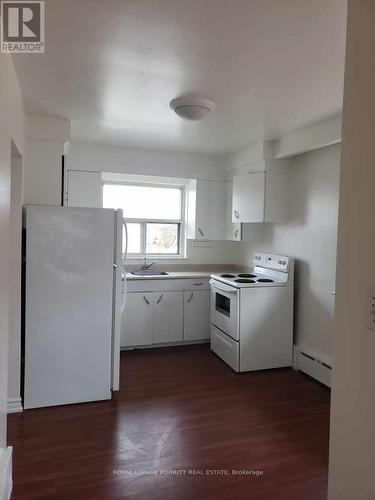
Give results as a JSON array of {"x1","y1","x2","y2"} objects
[{"x1": 209, "y1": 280, "x2": 238, "y2": 294}]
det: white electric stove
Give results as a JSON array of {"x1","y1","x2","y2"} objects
[{"x1": 210, "y1": 253, "x2": 294, "y2": 372}]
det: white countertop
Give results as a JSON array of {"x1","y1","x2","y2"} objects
[{"x1": 126, "y1": 271, "x2": 214, "y2": 280}]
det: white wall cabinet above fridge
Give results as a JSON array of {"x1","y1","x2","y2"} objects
[
  {"x1": 66, "y1": 170, "x2": 102, "y2": 207},
  {"x1": 232, "y1": 159, "x2": 290, "y2": 223}
]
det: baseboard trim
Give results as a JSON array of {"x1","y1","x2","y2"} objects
[
  {"x1": 7, "y1": 397, "x2": 23, "y2": 414},
  {"x1": 292, "y1": 346, "x2": 298, "y2": 370},
  {"x1": 0, "y1": 447, "x2": 13, "y2": 500},
  {"x1": 121, "y1": 339, "x2": 210, "y2": 351},
  {"x1": 293, "y1": 345, "x2": 332, "y2": 388}
]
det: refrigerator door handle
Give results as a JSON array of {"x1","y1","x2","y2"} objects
[
  {"x1": 112, "y1": 209, "x2": 126, "y2": 393},
  {"x1": 123, "y1": 220, "x2": 128, "y2": 261},
  {"x1": 119, "y1": 264, "x2": 127, "y2": 313}
]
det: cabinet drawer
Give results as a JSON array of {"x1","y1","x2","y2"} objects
[
  {"x1": 210, "y1": 325, "x2": 239, "y2": 372},
  {"x1": 127, "y1": 279, "x2": 186, "y2": 293},
  {"x1": 184, "y1": 279, "x2": 210, "y2": 290}
]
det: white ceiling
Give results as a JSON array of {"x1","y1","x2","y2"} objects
[{"x1": 13, "y1": 0, "x2": 347, "y2": 153}]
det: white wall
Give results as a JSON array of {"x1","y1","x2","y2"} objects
[
  {"x1": 239, "y1": 144, "x2": 341, "y2": 360},
  {"x1": 0, "y1": 51, "x2": 25, "y2": 481},
  {"x1": 66, "y1": 142, "x2": 246, "y2": 266},
  {"x1": 329, "y1": 1, "x2": 375, "y2": 498}
]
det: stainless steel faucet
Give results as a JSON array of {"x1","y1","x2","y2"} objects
[{"x1": 142, "y1": 257, "x2": 158, "y2": 270}]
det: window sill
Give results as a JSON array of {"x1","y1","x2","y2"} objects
[{"x1": 124, "y1": 255, "x2": 188, "y2": 262}]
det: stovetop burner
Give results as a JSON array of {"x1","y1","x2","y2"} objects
[
  {"x1": 257, "y1": 278, "x2": 274, "y2": 283},
  {"x1": 237, "y1": 273, "x2": 257, "y2": 278},
  {"x1": 235, "y1": 279, "x2": 256, "y2": 283},
  {"x1": 220, "y1": 274, "x2": 236, "y2": 278}
]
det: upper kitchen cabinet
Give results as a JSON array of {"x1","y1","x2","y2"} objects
[
  {"x1": 232, "y1": 160, "x2": 290, "y2": 223},
  {"x1": 225, "y1": 180, "x2": 242, "y2": 241},
  {"x1": 66, "y1": 170, "x2": 102, "y2": 208},
  {"x1": 233, "y1": 172, "x2": 265, "y2": 223},
  {"x1": 187, "y1": 179, "x2": 226, "y2": 240}
]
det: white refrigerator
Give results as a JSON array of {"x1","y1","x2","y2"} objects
[{"x1": 23, "y1": 205, "x2": 126, "y2": 409}]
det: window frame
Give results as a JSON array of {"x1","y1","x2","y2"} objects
[{"x1": 102, "y1": 180, "x2": 187, "y2": 259}]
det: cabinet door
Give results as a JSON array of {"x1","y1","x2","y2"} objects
[
  {"x1": 153, "y1": 292, "x2": 183, "y2": 343},
  {"x1": 121, "y1": 293, "x2": 153, "y2": 347},
  {"x1": 67, "y1": 170, "x2": 102, "y2": 208},
  {"x1": 183, "y1": 290, "x2": 210, "y2": 341},
  {"x1": 232, "y1": 172, "x2": 266, "y2": 223},
  {"x1": 264, "y1": 162, "x2": 289, "y2": 223},
  {"x1": 195, "y1": 180, "x2": 226, "y2": 240},
  {"x1": 225, "y1": 181, "x2": 242, "y2": 240}
]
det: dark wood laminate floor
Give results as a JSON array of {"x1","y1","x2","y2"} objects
[{"x1": 8, "y1": 345, "x2": 330, "y2": 500}]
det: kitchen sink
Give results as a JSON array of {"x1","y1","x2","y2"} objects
[{"x1": 131, "y1": 270, "x2": 169, "y2": 276}]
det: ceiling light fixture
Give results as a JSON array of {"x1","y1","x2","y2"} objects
[{"x1": 170, "y1": 97, "x2": 215, "y2": 121}]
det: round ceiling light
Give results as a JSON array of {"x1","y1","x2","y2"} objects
[{"x1": 170, "y1": 97, "x2": 215, "y2": 121}]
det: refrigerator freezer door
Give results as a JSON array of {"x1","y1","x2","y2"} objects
[
  {"x1": 111, "y1": 210, "x2": 125, "y2": 391},
  {"x1": 24, "y1": 206, "x2": 115, "y2": 409}
]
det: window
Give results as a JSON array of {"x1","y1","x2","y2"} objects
[{"x1": 103, "y1": 182, "x2": 185, "y2": 258}]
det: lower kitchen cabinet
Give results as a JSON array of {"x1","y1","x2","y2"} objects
[
  {"x1": 121, "y1": 292, "x2": 153, "y2": 347},
  {"x1": 122, "y1": 278, "x2": 211, "y2": 348},
  {"x1": 153, "y1": 292, "x2": 184, "y2": 343},
  {"x1": 122, "y1": 291, "x2": 184, "y2": 346},
  {"x1": 183, "y1": 290, "x2": 210, "y2": 341}
]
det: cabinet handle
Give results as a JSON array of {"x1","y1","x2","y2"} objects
[
  {"x1": 187, "y1": 293, "x2": 194, "y2": 303},
  {"x1": 156, "y1": 294, "x2": 164, "y2": 304},
  {"x1": 193, "y1": 283, "x2": 203, "y2": 286},
  {"x1": 234, "y1": 229, "x2": 240, "y2": 238},
  {"x1": 143, "y1": 296, "x2": 150, "y2": 305},
  {"x1": 234, "y1": 210, "x2": 240, "y2": 220},
  {"x1": 198, "y1": 227, "x2": 204, "y2": 237}
]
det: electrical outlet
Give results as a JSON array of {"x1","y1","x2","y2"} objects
[{"x1": 365, "y1": 288, "x2": 375, "y2": 331}]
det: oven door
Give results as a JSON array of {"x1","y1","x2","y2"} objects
[{"x1": 210, "y1": 280, "x2": 239, "y2": 340}]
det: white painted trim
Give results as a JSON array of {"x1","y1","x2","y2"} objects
[
  {"x1": 292, "y1": 345, "x2": 299, "y2": 370},
  {"x1": 295, "y1": 344, "x2": 332, "y2": 367},
  {"x1": 293, "y1": 344, "x2": 332, "y2": 388},
  {"x1": 226, "y1": 142, "x2": 270, "y2": 169},
  {"x1": 7, "y1": 398, "x2": 23, "y2": 414},
  {"x1": 271, "y1": 115, "x2": 342, "y2": 159},
  {"x1": 0, "y1": 447, "x2": 13, "y2": 500},
  {"x1": 64, "y1": 141, "x2": 71, "y2": 156},
  {"x1": 122, "y1": 339, "x2": 210, "y2": 350},
  {"x1": 225, "y1": 115, "x2": 342, "y2": 174}
]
